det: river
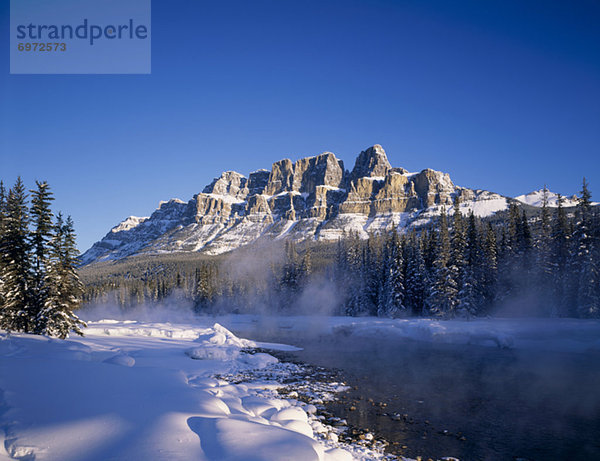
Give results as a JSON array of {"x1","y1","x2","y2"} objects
[{"x1": 222, "y1": 316, "x2": 600, "y2": 461}]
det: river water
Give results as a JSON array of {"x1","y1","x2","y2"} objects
[{"x1": 226, "y1": 319, "x2": 600, "y2": 461}]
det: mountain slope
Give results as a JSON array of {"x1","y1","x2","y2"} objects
[{"x1": 81, "y1": 145, "x2": 511, "y2": 265}]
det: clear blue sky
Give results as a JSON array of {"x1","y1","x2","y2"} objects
[{"x1": 1, "y1": 0, "x2": 599, "y2": 251}]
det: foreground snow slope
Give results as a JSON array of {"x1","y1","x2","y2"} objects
[{"x1": 0, "y1": 321, "x2": 367, "y2": 461}]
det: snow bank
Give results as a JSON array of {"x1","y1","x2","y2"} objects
[
  {"x1": 331, "y1": 319, "x2": 515, "y2": 349},
  {"x1": 0, "y1": 320, "x2": 376, "y2": 461},
  {"x1": 329, "y1": 317, "x2": 600, "y2": 352}
]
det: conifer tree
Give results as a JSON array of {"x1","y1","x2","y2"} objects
[
  {"x1": 300, "y1": 248, "x2": 312, "y2": 280},
  {"x1": 279, "y1": 240, "x2": 300, "y2": 308},
  {"x1": 536, "y1": 186, "x2": 554, "y2": 314},
  {"x1": 457, "y1": 212, "x2": 481, "y2": 317},
  {"x1": 574, "y1": 179, "x2": 599, "y2": 317},
  {"x1": 426, "y1": 208, "x2": 457, "y2": 317},
  {"x1": 344, "y1": 233, "x2": 365, "y2": 316},
  {"x1": 0, "y1": 178, "x2": 33, "y2": 332},
  {"x1": 551, "y1": 194, "x2": 570, "y2": 316},
  {"x1": 404, "y1": 232, "x2": 427, "y2": 315},
  {"x1": 378, "y1": 230, "x2": 405, "y2": 317},
  {"x1": 29, "y1": 181, "x2": 55, "y2": 329},
  {"x1": 37, "y1": 214, "x2": 86, "y2": 338},
  {"x1": 481, "y1": 222, "x2": 498, "y2": 311},
  {"x1": 0, "y1": 181, "x2": 6, "y2": 310}
]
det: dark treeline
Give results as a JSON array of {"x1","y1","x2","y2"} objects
[
  {"x1": 83, "y1": 182, "x2": 599, "y2": 319},
  {"x1": 336, "y1": 183, "x2": 598, "y2": 319},
  {"x1": 0, "y1": 178, "x2": 85, "y2": 338}
]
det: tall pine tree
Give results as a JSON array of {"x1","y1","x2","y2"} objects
[
  {"x1": 0, "y1": 178, "x2": 33, "y2": 332},
  {"x1": 37, "y1": 214, "x2": 86, "y2": 338},
  {"x1": 29, "y1": 180, "x2": 55, "y2": 330}
]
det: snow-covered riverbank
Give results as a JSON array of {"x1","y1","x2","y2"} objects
[
  {"x1": 0, "y1": 320, "x2": 393, "y2": 461},
  {"x1": 4, "y1": 315, "x2": 599, "y2": 460}
]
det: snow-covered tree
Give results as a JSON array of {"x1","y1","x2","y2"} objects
[
  {"x1": 573, "y1": 179, "x2": 599, "y2": 317},
  {"x1": 378, "y1": 230, "x2": 405, "y2": 317},
  {"x1": 551, "y1": 194, "x2": 571, "y2": 316},
  {"x1": 404, "y1": 232, "x2": 427, "y2": 316},
  {"x1": 481, "y1": 222, "x2": 498, "y2": 312},
  {"x1": 29, "y1": 180, "x2": 55, "y2": 329},
  {"x1": 457, "y1": 212, "x2": 481, "y2": 317},
  {"x1": 0, "y1": 181, "x2": 6, "y2": 310},
  {"x1": 0, "y1": 178, "x2": 34, "y2": 332},
  {"x1": 426, "y1": 208, "x2": 458, "y2": 317},
  {"x1": 37, "y1": 214, "x2": 86, "y2": 338}
]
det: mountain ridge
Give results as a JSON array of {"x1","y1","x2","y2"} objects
[{"x1": 80, "y1": 145, "x2": 559, "y2": 265}]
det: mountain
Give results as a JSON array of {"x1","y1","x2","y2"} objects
[
  {"x1": 81, "y1": 145, "x2": 511, "y2": 265},
  {"x1": 515, "y1": 189, "x2": 580, "y2": 208}
]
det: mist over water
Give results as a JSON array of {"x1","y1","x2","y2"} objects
[{"x1": 79, "y1": 290, "x2": 199, "y2": 323}]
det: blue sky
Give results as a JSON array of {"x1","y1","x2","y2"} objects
[{"x1": 1, "y1": 0, "x2": 599, "y2": 251}]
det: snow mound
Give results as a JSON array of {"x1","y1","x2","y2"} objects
[
  {"x1": 103, "y1": 353, "x2": 135, "y2": 367},
  {"x1": 195, "y1": 323, "x2": 257, "y2": 348}
]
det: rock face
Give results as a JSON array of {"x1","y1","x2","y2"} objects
[
  {"x1": 81, "y1": 145, "x2": 511, "y2": 264},
  {"x1": 350, "y1": 144, "x2": 391, "y2": 181}
]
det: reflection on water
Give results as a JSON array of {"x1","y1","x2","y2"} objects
[{"x1": 244, "y1": 327, "x2": 600, "y2": 461}]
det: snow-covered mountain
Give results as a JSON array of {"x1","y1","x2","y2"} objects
[
  {"x1": 515, "y1": 189, "x2": 580, "y2": 208},
  {"x1": 81, "y1": 145, "x2": 514, "y2": 265}
]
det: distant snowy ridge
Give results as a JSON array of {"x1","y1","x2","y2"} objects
[
  {"x1": 82, "y1": 145, "x2": 564, "y2": 265},
  {"x1": 111, "y1": 216, "x2": 149, "y2": 233},
  {"x1": 515, "y1": 189, "x2": 580, "y2": 208}
]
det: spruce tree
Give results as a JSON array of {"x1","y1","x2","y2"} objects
[
  {"x1": 378, "y1": 230, "x2": 405, "y2": 317},
  {"x1": 38, "y1": 214, "x2": 86, "y2": 338},
  {"x1": 0, "y1": 178, "x2": 33, "y2": 332},
  {"x1": 29, "y1": 181, "x2": 55, "y2": 330},
  {"x1": 536, "y1": 186, "x2": 554, "y2": 315},
  {"x1": 551, "y1": 194, "x2": 570, "y2": 316},
  {"x1": 344, "y1": 233, "x2": 364, "y2": 316},
  {"x1": 426, "y1": 208, "x2": 457, "y2": 317},
  {"x1": 574, "y1": 179, "x2": 599, "y2": 317},
  {"x1": 481, "y1": 223, "x2": 498, "y2": 312},
  {"x1": 457, "y1": 212, "x2": 481, "y2": 317},
  {"x1": 0, "y1": 181, "x2": 6, "y2": 310},
  {"x1": 404, "y1": 232, "x2": 427, "y2": 315}
]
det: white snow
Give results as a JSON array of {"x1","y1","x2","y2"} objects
[
  {"x1": 515, "y1": 189, "x2": 580, "y2": 208},
  {"x1": 201, "y1": 193, "x2": 246, "y2": 204},
  {"x1": 0, "y1": 320, "x2": 385, "y2": 461},
  {"x1": 157, "y1": 198, "x2": 186, "y2": 208},
  {"x1": 316, "y1": 185, "x2": 346, "y2": 192},
  {"x1": 111, "y1": 216, "x2": 149, "y2": 233},
  {"x1": 412, "y1": 193, "x2": 508, "y2": 228}
]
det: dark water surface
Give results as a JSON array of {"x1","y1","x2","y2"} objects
[{"x1": 242, "y1": 328, "x2": 600, "y2": 461}]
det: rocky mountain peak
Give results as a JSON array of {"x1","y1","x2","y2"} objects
[
  {"x1": 265, "y1": 152, "x2": 345, "y2": 195},
  {"x1": 350, "y1": 144, "x2": 391, "y2": 182},
  {"x1": 202, "y1": 171, "x2": 248, "y2": 200}
]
